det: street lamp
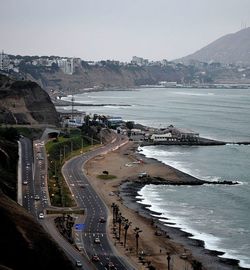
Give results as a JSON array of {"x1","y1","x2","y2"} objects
[{"x1": 167, "y1": 253, "x2": 171, "y2": 270}]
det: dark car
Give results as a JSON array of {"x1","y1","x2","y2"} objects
[
  {"x1": 99, "y1": 217, "x2": 106, "y2": 223},
  {"x1": 91, "y1": 255, "x2": 100, "y2": 262},
  {"x1": 105, "y1": 261, "x2": 116, "y2": 270},
  {"x1": 94, "y1": 237, "x2": 101, "y2": 244},
  {"x1": 75, "y1": 260, "x2": 82, "y2": 268}
]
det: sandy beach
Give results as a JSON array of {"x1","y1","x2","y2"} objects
[{"x1": 84, "y1": 140, "x2": 246, "y2": 270}]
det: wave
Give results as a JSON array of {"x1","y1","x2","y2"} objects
[
  {"x1": 137, "y1": 187, "x2": 250, "y2": 268},
  {"x1": 172, "y1": 91, "x2": 215, "y2": 97},
  {"x1": 103, "y1": 105, "x2": 129, "y2": 109}
]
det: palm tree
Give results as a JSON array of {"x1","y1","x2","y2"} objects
[
  {"x1": 134, "y1": 227, "x2": 142, "y2": 255},
  {"x1": 123, "y1": 220, "x2": 131, "y2": 247},
  {"x1": 117, "y1": 213, "x2": 123, "y2": 241}
]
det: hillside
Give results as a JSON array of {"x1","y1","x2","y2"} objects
[
  {"x1": 0, "y1": 192, "x2": 75, "y2": 270},
  {"x1": 177, "y1": 27, "x2": 250, "y2": 65},
  {"x1": 0, "y1": 74, "x2": 59, "y2": 126}
]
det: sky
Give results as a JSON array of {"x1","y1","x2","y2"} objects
[{"x1": 1, "y1": 0, "x2": 250, "y2": 62}]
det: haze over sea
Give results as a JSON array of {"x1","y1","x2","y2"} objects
[{"x1": 61, "y1": 87, "x2": 250, "y2": 268}]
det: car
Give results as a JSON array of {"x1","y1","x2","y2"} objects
[
  {"x1": 23, "y1": 181, "x2": 28, "y2": 185},
  {"x1": 34, "y1": 194, "x2": 40, "y2": 200},
  {"x1": 94, "y1": 237, "x2": 101, "y2": 244},
  {"x1": 180, "y1": 253, "x2": 188, "y2": 259},
  {"x1": 75, "y1": 260, "x2": 82, "y2": 268},
  {"x1": 38, "y1": 213, "x2": 44, "y2": 219},
  {"x1": 91, "y1": 255, "x2": 100, "y2": 262},
  {"x1": 105, "y1": 261, "x2": 116, "y2": 270},
  {"x1": 99, "y1": 217, "x2": 106, "y2": 223}
]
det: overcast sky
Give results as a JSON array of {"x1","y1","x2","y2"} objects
[{"x1": 1, "y1": 0, "x2": 250, "y2": 61}]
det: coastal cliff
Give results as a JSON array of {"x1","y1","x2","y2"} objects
[
  {"x1": 0, "y1": 74, "x2": 59, "y2": 126},
  {"x1": 24, "y1": 63, "x2": 187, "y2": 94}
]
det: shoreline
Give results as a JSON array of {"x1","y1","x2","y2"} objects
[
  {"x1": 119, "y1": 148, "x2": 249, "y2": 270},
  {"x1": 119, "y1": 181, "x2": 247, "y2": 270},
  {"x1": 121, "y1": 149, "x2": 249, "y2": 269},
  {"x1": 85, "y1": 140, "x2": 249, "y2": 270}
]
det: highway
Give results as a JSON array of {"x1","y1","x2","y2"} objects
[
  {"x1": 62, "y1": 134, "x2": 132, "y2": 270},
  {"x1": 20, "y1": 133, "x2": 133, "y2": 269},
  {"x1": 20, "y1": 137, "x2": 37, "y2": 215}
]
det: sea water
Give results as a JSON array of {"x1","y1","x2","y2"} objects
[{"x1": 61, "y1": 87, "x2": 250, "y2": 268}]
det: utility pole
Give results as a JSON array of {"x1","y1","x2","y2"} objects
[
  {"x1": 59, "y1": 148, "x2": 62, "y2": 164},
  {"x1": 71, "y1": 89, "x2": 74, "y2": 120},
  {"x1": 54, "y1": 161, "x2": 56, "y2": 177},
  {"x1": 167, "y1": 253, "x2": 171, "y2": 270},
  {"x1": 111, "y1": 203, "x2": 116, "y2": 227},
  {"x1": 64, "y1": 145, "x2": 66, "y2": 160}
]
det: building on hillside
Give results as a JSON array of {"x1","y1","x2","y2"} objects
[
  {"x1": 60, "y1": 111, "x2": 86, "y2": 127},
  {"x1": 0, "y1": 51, "x2": 10, "y2": 71},
  {"x1": 57, "y1": 58, "x2": 74, "y2": 74},
  {"x1": 131, "y1": 56, "x2": 149, "y2": 66}
]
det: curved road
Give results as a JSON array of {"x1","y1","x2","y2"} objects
[{"x1": 62, "y1": 134, "x2": 133, "y2": 270}]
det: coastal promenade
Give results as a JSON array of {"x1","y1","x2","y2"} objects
[{"x1": 84, "y1": 140, "x2": 247, "y2": 270}]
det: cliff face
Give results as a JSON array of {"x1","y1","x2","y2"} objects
[
  {"x1": 0, "y1": 75, "x2": 59, "y2": 126},
  {"x1": 26, "y1": 64, "x2": 189, "y2": 94}
]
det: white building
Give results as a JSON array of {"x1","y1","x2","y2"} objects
[
  {"x1": 151, "y1": 133, "x2": 176, "y2": 142},
  {"x1": 57, "y1": 58, "x2": 74, "y2": 75},
  {"x1": 131, "y1": 56, "x2": 149, "y2": 66}
]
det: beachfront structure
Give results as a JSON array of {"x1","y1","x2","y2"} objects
[
  {"x1": 151, "y1": 133, "x2": 177, "y2": 142},
  {"x1": 131, "y1": 129, "x2": 145, "y2": 135},
  {"x1": 106, "y1": 116, "x2": 123, "y2": 128},
  {"x1": 168, "y1": 126, "x2": 199, "y2": 141},
  {"x1": 150, "y1": 125, "x2": 200, "y2": 143}
]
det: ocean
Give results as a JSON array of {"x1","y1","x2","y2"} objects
[{"x1": 61, "y1": 87, "x2": 250, "y2": 268}]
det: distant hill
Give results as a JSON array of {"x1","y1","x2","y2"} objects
[{"x1": 176, "y1": 27, "x2": 250, "y2": 65}]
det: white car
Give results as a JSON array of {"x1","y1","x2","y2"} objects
[
  {"x1": 38, "y1": 213, "x2": 44, "y2": 219},
  {"x1": 94, "y1": 237, "x2": 101, "y2": 244}
]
